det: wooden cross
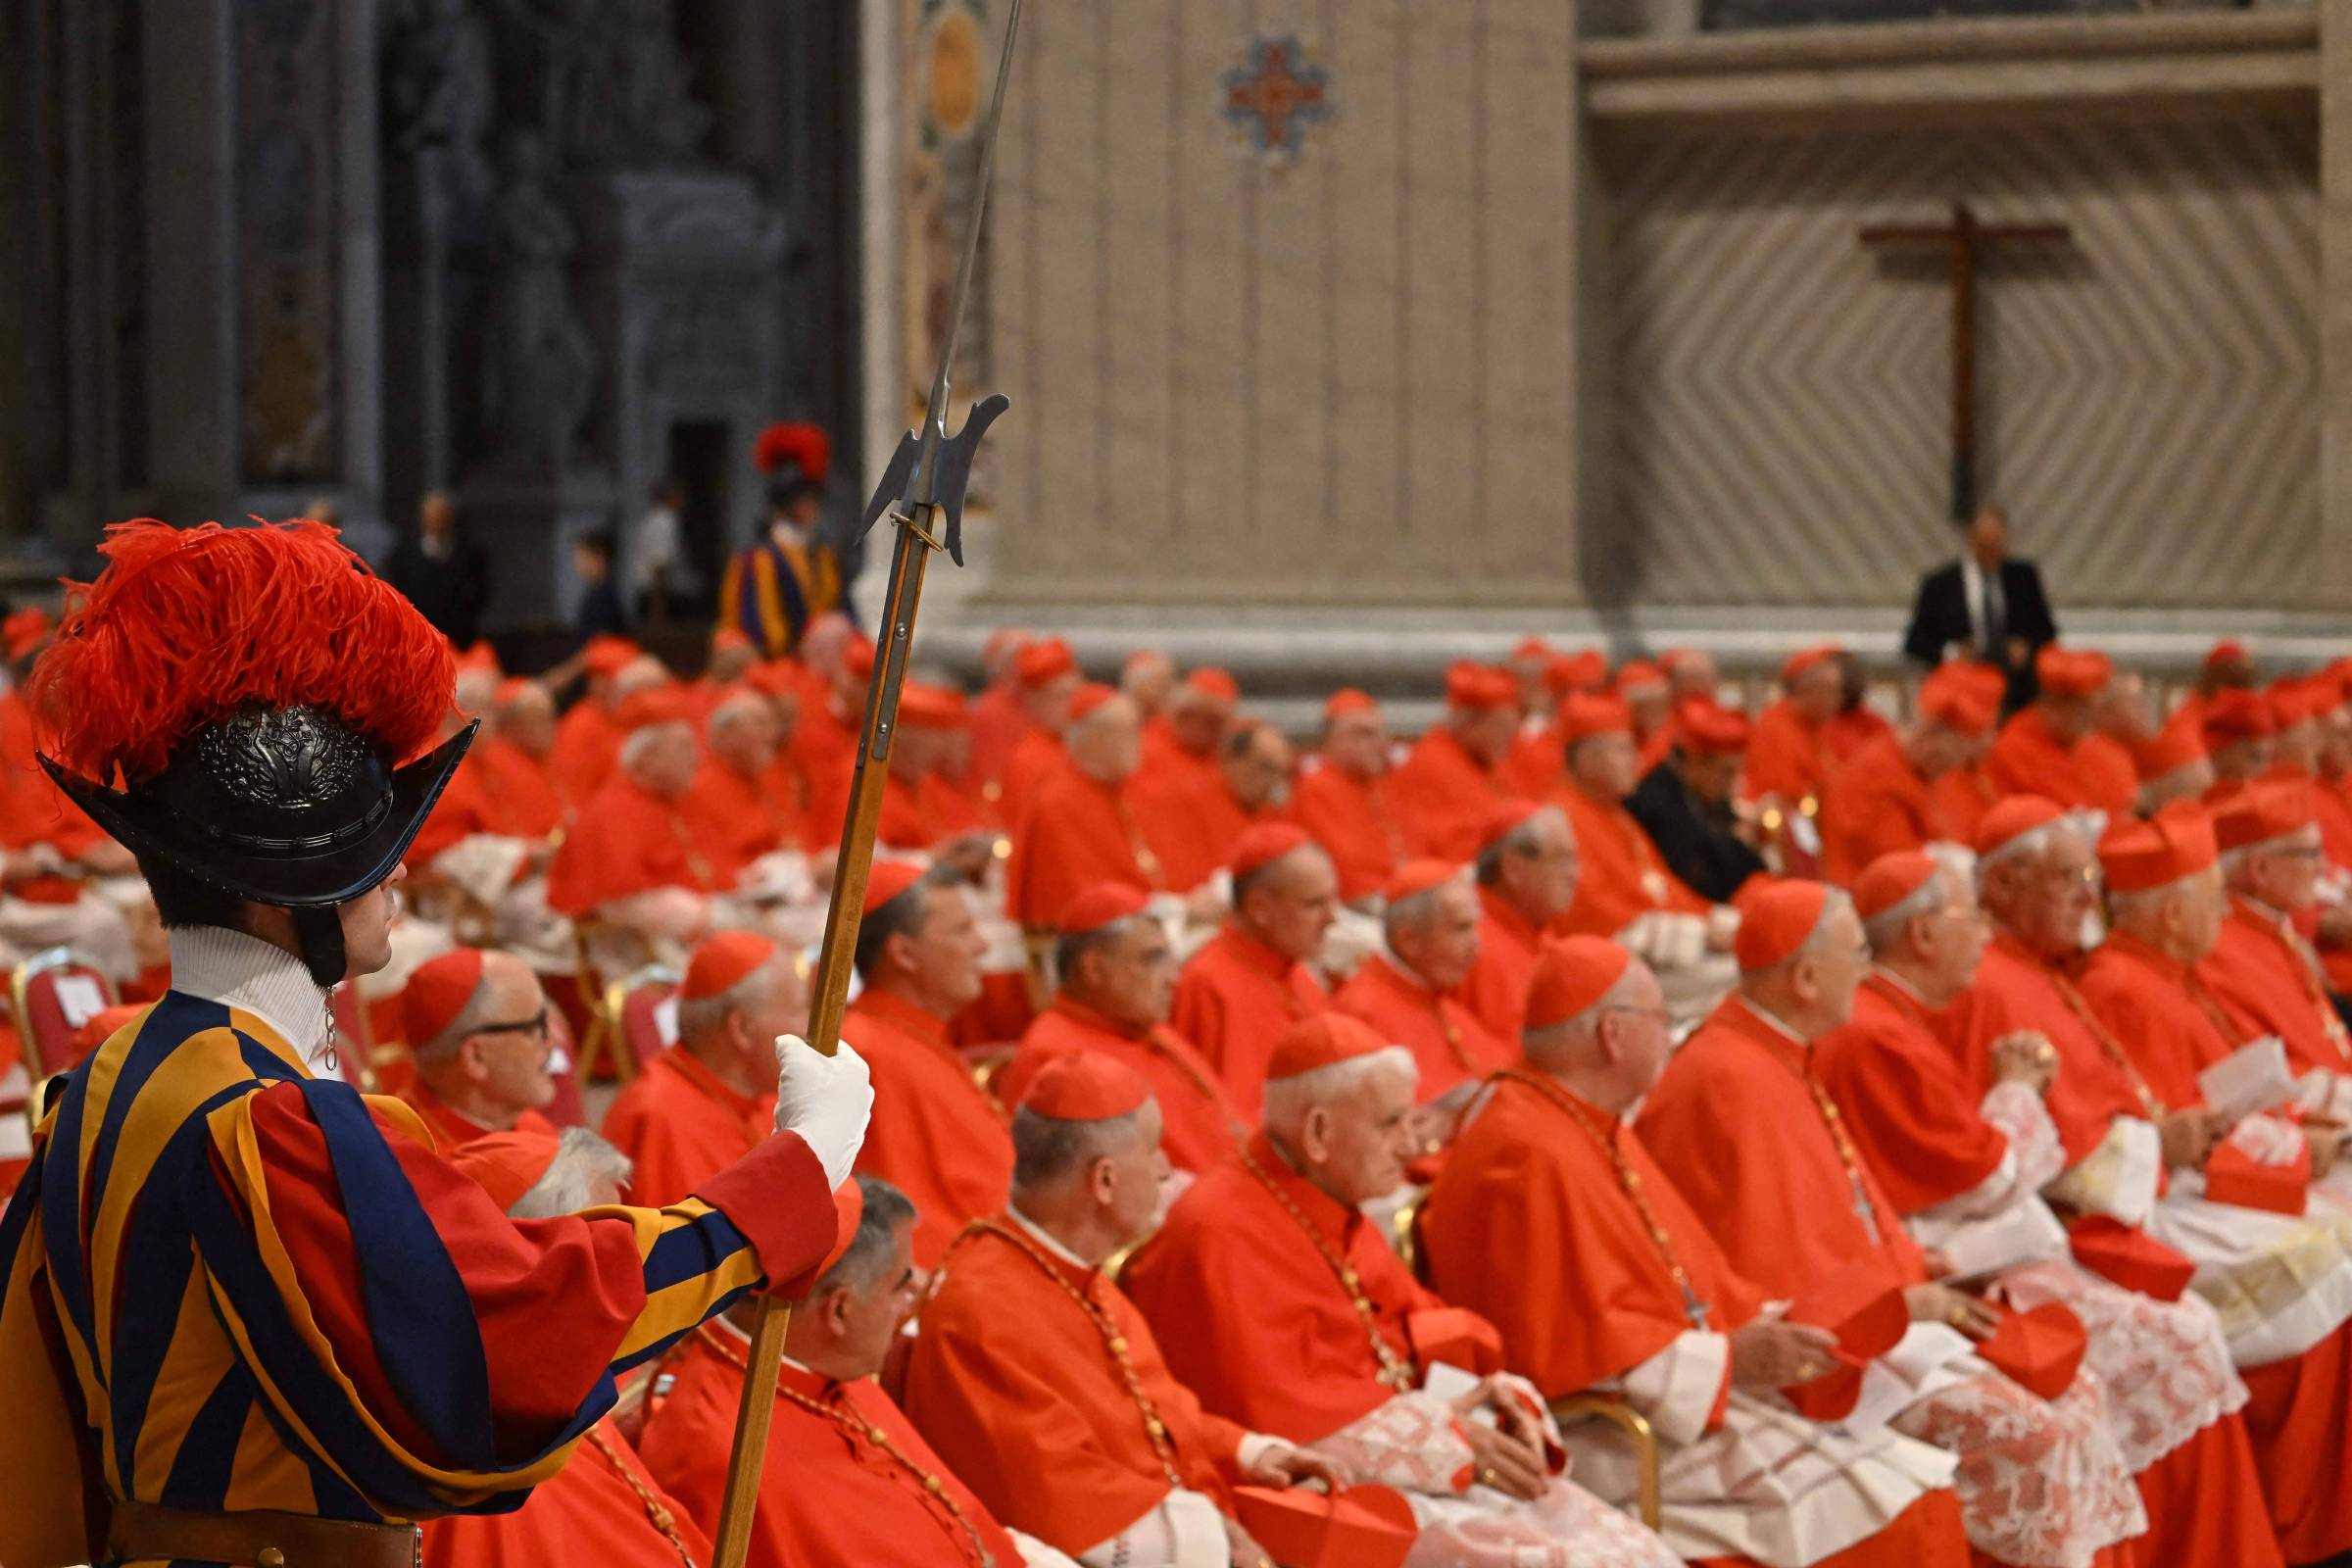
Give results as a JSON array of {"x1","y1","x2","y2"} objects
[{"x1": 1861, "y1": 202, "x2": 2071, "y2": 520}]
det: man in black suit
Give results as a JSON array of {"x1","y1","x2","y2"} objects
[{"x1": 1901, "y1": 504, "x2": 2056, "y2": 711}]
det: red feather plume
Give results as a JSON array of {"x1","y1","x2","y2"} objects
[
  {"x1": 27, "y1": 519, "x2": 456, "y2": 784},
  {"x1": 753, "y1": 420, "x2": 830, "y2": 481}
]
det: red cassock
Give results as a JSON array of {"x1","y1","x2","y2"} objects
[
  {"x1": 473, "y1": 736, "x2": 565, "y2": 839},
  {"x1": 1932, "y1": 765, "x2": 2000, "y2": 853},
  {"x1": 965, "y1": 684, "x2": 1034, "y2": 806},
  {"x1": 1134, "y1": 726, "x2": 1222, "y2": 806},
  {"x1": 1638, "y1": 998, "x2": 2152, "y2": 1568},
  {"x1": 408, "y1": 749, "x2": 499, "y2": 868},
  {"x1": 419, "y1": 1416, "x2": 708, "y2": 1568},
  {"x1": 1390, "y1": 728, "x2": 1522, "y2": 862},
  {"x1": 1131, "y1": 768, "x2": 1264, "y2": 895},
  {"x1": 1823, "y1": 706, "x2": 1896, "y2": 767},
  {"x1": 1740, "y1": 700, "x2": 1831, "y2": 808},
  {"x1": 0, "y1": 689, "x2": 112, "y2": 863},
  {"x1": 1638, "y1": 997, "x2": 1929, "y2": 1289},
  {"x1": 1289, "y1": 762, "x2": 1408, "y2": 903},
  {"x1": 1011, "y1": 997, "x2": 1248, "y2": 1173},
  {"x1": 1332, "y1": 952, "x2": 1513, "y2": 1104},
  {"x1": 1945, "y1": 934, "x2": 2158, "y2": 1166},
  {"x1": 548, "y1": 700, "x2": 624, "y2": 808},
  {"x1": 1815, "y1": 976, "x2": 2282, "y2": 1568},
  {"x1": 1984, "y1": 710, "x2": 2096, "y2": 809},
  {"x1": 761, "y1": 749, "x2": 815, "y2": 839},
  {"x1": 1001, "y1": 727, "x2": 1072, "y2": 829},
  {"x1": 2201, "y1": 896, "x2": 2352, "y2": 1085},
  {"x1": 2078, "y1": 932, "x2": 2352, "y2": 1564},
  {"x1": 2075, "y1": 932, "x2": 2255, "y2": 1116},
  {"x1": 636, "y1": 1323, "x2": 1021, "y2": 1568},
  {"x1": 844, "y1": 989, "x2": 1014, "y2": 1269},
  {"x1": 1500, "y1": 722, "x2": 1565, "y2": 800},
  {"x1": 1124, "y1": 1131, "x2": 1471, "y2": 1443},
  {"x1": 2074, "y1": 735, "x2": 2140, "y2": 817},
  {"x1": 394, "y1": 1079, "x2": 560, "y2": 1150},
  {"x1": 1549, "y1": 784, "x2": 1710, "y2": 939},
  {"x1": 901, "y1": 1217, "x2": 1248, "y2": 1556},
  {"x1": 1004, "y1": 768, "x2": 1156, "y2": 926},
  {"x1": 788, "y1": 694, "x2": 859, "y2": 787},
  {"x1": 804, "y1": 755, "x2": 956, "y2": 855},
  {"x1": 678, "y1": 756, "x2": 795, "y2": 885},
  {"x1": 545, "y1": 773, "x2": 719, "y2": 915},
  {"x1": 1423, "y1": 1072, "x2": 1969, "y2": 1568},
  {"x1": 1815, "y1": 977, "x2": 2010, "y2": 1219},
  {"x1": 1952, "y1": 934, "x2": 2350, "y2": 1563},
  {"x1": 1425, "y1": 1072, "x2": 1761, "y2": 1402},
  {"x1": 918, "y1": 770, "x2": 991, "y2": 838},
  {"x1": 1819, "y1": 735, "x2": 1943, "y2": 888},
  {"x1": 1169, "y1": 925, "x2": 1330, "y2": 1105},
  {"x1": 600, "y1": 1046, "x2": 774, "y2": 1209},
  {"x1": 1455, "y1": 888, "x2": 1545, "y2": 1043}
]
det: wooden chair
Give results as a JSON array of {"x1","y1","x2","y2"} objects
[
  {"x1": 1393, "y1": 1183, "x2": 1663, "y2": 1531},
  {"x1": 9, "y1": 948, "x2": 121, "y2": 1137},
  {"x1": 569, "y1": 921, "x2": 622, "y2": 1084}
]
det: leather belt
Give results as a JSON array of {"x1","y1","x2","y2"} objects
[{"x1": 107, "y1": 1499, "x2": 422, "y2": 1568}]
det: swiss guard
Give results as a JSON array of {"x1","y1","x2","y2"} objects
[
  {"x1": 717, "y1": 420, "x2": 849, "y2": 659},
  {"x1": 0, "y1": 519, "x2": 870, "y2": 1567}
]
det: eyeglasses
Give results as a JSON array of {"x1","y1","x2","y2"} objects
[
  {"x1": 471, "y1": 1008, "x2": 551, "y2": 1044},
  {"x1": 1600, "y1": 1004, "x2": 1674, "y2": 1027}
]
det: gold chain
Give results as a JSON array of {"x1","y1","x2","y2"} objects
[
  {"x1": 2247, "y1": 900, "x2": 2352, "y2": 1063},
  {"x1": 583, "y1": 1425, "x2": 699, "y2": 1568},
  {"x1": 1799, "y1": 1075, "x2": 1900, "y2": 1250},
  {"x1": 1503, "y1": 1070, "x2": 1711, "y2": 1329},
  {"x1": 1237, "y1": 1145, "x2": 1416, "y2": 1391},
  {"x1": 954, "y1": 1221, "x2": 1185, "y2": 1485},
  {"x1": 695, "y1": 1326, "x2": 997, "y2": 1568},
  {"x1": 2043, "y1": 962, "x2": 2167, "y2": 1121}
]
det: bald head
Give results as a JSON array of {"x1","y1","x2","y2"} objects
[{"x1": 1234, "y1": 842, "x2": 1339, "y2": 964}]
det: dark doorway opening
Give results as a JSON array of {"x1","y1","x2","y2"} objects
[{"x1": 662, "y1": 418, "x2": 733, "y2": 632}]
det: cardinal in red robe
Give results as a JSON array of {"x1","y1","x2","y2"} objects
[
  {"x1": 900, "y1": 1054, "x2": 1345, "y2": 1563},
  {"x1": 1953, "y1": 798, "x2": 2352, "y2": 1565},
  {"x1": 1819, "y1": 665, "x2": 1995, "y2": 886},
  {"x1": 2200, "y1": 783, "x2": 2352, "y2": 1111},
  {"x1": 637, "y1": 1178, "x2": 1069, "y2": 1567},
  {"x1": 1169, "y1": 824, "x2": 1334, "y2": 1102},
  {"x1": 1640, "y1": 881, "x2": 2144, "y2": 1568},
  {"x1": 1425, "y1": 936, "x2": 1972, "y2": 1568},
  {"x1": 999, "y1": 882, "x2": 1247, "y2": 1174},
  {"x1": 601, "y1": 932, "x2": 788, "y2": 1207},
  {"x1": 1454, "y1": 802, "x2": 1581, "y2": 1042},
  {"x1": 1546, "y1": 693, "x2": 1713, "y2": 939},
  {"x1": 1816, "y1": 851, "x2": 2277, "y2": 1568},
  {"x1": 844, "y1": 861, "x2": 1014, "y2": 1267},
  {"x1": 1740, "y1": 645, "x2": 1843, "y2": 816},
  {"x1": 1126, "y1": 1014, "x2": 1682, "y2": 1567},
  {"x1": 1132, "y1": 718, "x2": 1289, "y2": 894},
  {"x1": 1391, "y1": 662, "x2": 1527, "y2": 861},
  {"x1": 545, "y1": 687, "x2": 721, "y2": 924},
  {"x1": 1333, "y1": 860, "x2": 1512, "y2": 1109},
  {"x1": 1134, "y1": 665, "x2": 1238, "y2": 801},
  {"x1": 1984, "y1": 649, "x2": 2110, "y2": 808},
  {"x1": 1004, "y1": 685, "x2": 1159, "y2": 926},
  {"x1": 1290, "y1": 689, "x2": 1410, "y2": 903}
]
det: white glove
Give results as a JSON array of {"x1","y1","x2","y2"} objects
[{"x1": 773, "y1": 1033, "x2": 874, "y2": 1190}]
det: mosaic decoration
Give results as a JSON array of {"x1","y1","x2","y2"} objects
[{"x1": 1220, "y1": 34, "x2": 1330, "y2": 165}]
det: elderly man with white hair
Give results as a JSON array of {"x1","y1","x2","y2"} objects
[
  {"x1": 1951, "y1": 796, "x2": 2352, "y2": 1566},
  {"x1": 396, "y1": 946, "x2": 563, "y2": 1147},
  {"x1": 1455, "y1": 801, "x2": 1581, "y2": 1041},
  {"x1": 603, "y1": 930, "x2": 807, "y2": 1206},
  {"x1": 1126, "y1": 1012, "x2": 1682, "y2": 1568},
  {"x1": 1333, "y1": 859, "x2": 1510, "y2": 1114},
  {"x1": 1816, "y1": 849, "x2": 2270, "y2": 1565},
  {"x1": 1639, "y1": 880, "x2": 2144, "y2": 1568},
  {"x1": 903, "y1": 1053, "x2": 1343, "y2": 1568},
  {"x1": 2201, "y1": 780, "x2": 2352, "y2": 1120},
  {"x1": 546, "y1": 685, "x2": 721, "y2": 970},
  {"x1": 1427, "y1": 935, "x2": 1970, "y2": 1567}
]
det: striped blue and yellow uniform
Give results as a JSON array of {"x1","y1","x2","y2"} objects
[
  {"x1": 717, "y1": 531, "x2": 845, "y2": 660},
  {"x1": 0, "y1": 990, "x2": 834, "y2": 1567}
]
